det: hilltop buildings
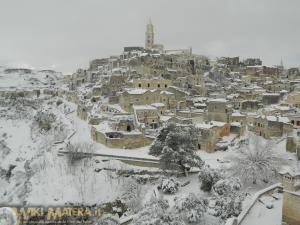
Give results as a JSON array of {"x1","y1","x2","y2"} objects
[{"x1": 66, "y1": 20, "x2": 300, "y2": 155}]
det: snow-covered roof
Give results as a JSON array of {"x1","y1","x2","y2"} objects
[
  {"x1": 195, "y1": 121, "x2": 226, "y2": 129},
  {"x1": 231, "y1": 111, "x2": 245, "y2": 117},
  {"x1": 262, "y1": 93, "x2": 280, "y2": 96},
  {"x1": 265, "y1": 116, "x2": 290, "y2": 123},
  {"x1": 160, "y1": 90, "x2": 174, "y2": 95},
  {"x1": 208, "y1": 98, "x2": 227, "y2": 103},
  {"x1": 94, "y1": 121, "x2": 114, "y2": 132},
  {"x1": 230, "y1": 122, "x2": 241, "y2": 127},
  {"x1": 133, "y1": 105, "x2": 157, "y2": 110},
  {"x1": 125, "y1": 88, "x2": 148, "y2": 95},
  {"x1": 279, "y1": 166, "x2": 300, "y2": 177},
  {"x1": 151, "y1": 102, "x2": 165, "y2": 107}
]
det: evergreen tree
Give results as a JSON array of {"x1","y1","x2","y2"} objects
[{"x1": 149, "y1": 123, "x2": 204, "y2": 172}]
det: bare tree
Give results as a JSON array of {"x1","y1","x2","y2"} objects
[
  {"x1": 66, "y1": 142, "x2": 95, "y2": 203},
  {"x1": 66, "y1": 142, "x2": 95, "y2": 166}
]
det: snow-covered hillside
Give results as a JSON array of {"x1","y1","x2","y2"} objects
[{"x1": 0, "y1": 66, "x2": 63, "y2": 89}]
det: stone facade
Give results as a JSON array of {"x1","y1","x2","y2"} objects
[
  {"x1": 119, "y1": 89, "x2": 176, "y2": 112},
  {"x1": 133, "y1": 105, "x2": 160, "y2": 129},
  {"x1": 249, "y1": 116, "x2": 292, "y2": 139},
  {"x1": 207, "y1": 99, "x2": 230, "y2": 122},
  {"x1": 196, "y1": 121, "x2": 230, "y2": 152},
  {"x1": 262, "y1": 93, "x2": 281, "y2": 105},
  {"x1": 279, "y1": 170, "x2": 300, "y2": 225},
  {"x1": 287, "y1": 91, "x2": 300, "y2": 108},
  {"x1": 282, "y1": 191, "x2": 300, "y2": 225},
  {"x1": 91, "y1": 126, "x2": 153, "y2": 149},
  {"x1": 132, "y1": 78, "x2": 171, "y2": 90}
]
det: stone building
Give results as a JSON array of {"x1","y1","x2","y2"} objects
[
  {"x1": 287, "y1": 91, "x2": 300, "y2": 108},
  {"x1": 195, "y1": 121, "x2": 230, "y2": 152},
  {"x1": 278, "y1": 168, "x2": 300, "y2": 225},
  {"x1": 244, "y1": 65, "x2": 280, "y2": 78},
  {"x1": 264, "y1": 81, "x2": 291, "y2": 92},
  {"x1": 166, "y1": 86, "x2": 188, "y2": 100},
  {"x1": 132, "y1": 78, "x2": 171, "y2": 90},
  {"x1": 89, "y1": 58, "x2": 109, "y2": 71},
  {"x1": 207, "y1": 99, "x2": 230, "y2": 122},
  {"x1": 242, "y1": 58, "x2": 262, "y2": 66},
  {"x1": 249, "y1": 115, "x2": 292, "y2": 139},
  {"x1": 77, "y1": 102, "x2": 93, "y2": 121},
  {"x1": 119, "y1": 88, "x2": 176, "y2": 112},
  {"x1": 90, "y1": 120, "x2": 153, "y2": 149},
  {"x1": 239, "y1": 100, "x2": 260, "y2": 112},
  {"x1": 133, "y1": 105, "x2": 160, "y2": 129},
  {"x1": 262, "y1": 93, "x2": 281, "y2": 105},
  {"x1": 217, "y1": 57, "x2": 239, "y2": 66},
  {"x1": 101, "y1": 74, "x2": 127, "y2": 96},
  {"x1": 287, "y1": 68, "x2": 300, "y2": 80},
  {"x1": 229, "y1": 111, "x2": 246, "y2": 135}
]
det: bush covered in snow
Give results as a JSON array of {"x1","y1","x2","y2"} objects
[
  {"x1": 198, "y1": 165, "x2": 223, "y2": 192},
  {"x1": 34, "y1": 108, "x2": 56, "y2": 131},
  {"x1": 149, "y1": 123, "x2": 204, "y2": 172},
  {"x1": 131, "y1": 197, "x2": 185, "y2": 225},
  {"x1": 121, "y1": 179, "x2": 143, "y2": 213},
  {"x1": 94, "y1": 214, "x2": 120, "y2": 225},
  {"x1": 207, "y1": 194, "x2": 244, "y2": 219},
  {"x1": 66, "y1": 142, "x2": 95, "y2": 165},
  {"x1": 174, "y1": 193, "x2": 207, "y2": 224},
  {"x1": 212, "y1": 177, "x2": 242, "y2": 196},
  {"x1": 158, "y1": 177, "x2": 180, "y2": 194}
]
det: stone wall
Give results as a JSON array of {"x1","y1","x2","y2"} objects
[
  {"x1": 133, "y1": 79, "x2": 171, "y2": 90},
  {"x1": 91, "y1": 127, "x2": 153, "y2": 149},
  {"x1": 282, "y1": 191, "x2": 300, "y2": 225}
]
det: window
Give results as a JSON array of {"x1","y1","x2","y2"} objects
[
  {"x1": 138, "y1": 83, "x2": 141, "y2": 87},
  {"x1": 165, "y1": 84, "x2": 167, "y2": 88},
  {"x1": 148, "y1": 83, "x2": 150, "y2": 87},
  {"x1": 297, "y1": 121, "x2": 300, "y2": 126},
  {"x1": 158, "y1": 84, "x2": 160, "y2": 88}
]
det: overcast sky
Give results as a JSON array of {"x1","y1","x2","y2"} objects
[{"x1": 0, "y1": 0, "x2": 299, "y2": 73}]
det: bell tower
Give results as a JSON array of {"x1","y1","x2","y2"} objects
[{"x1": 145, "y1": 19, "x2": 154, "y2": 49}]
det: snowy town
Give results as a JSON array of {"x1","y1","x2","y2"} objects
[{"x1": 1, "y1": 16, "x2": 300, "y2": 225}]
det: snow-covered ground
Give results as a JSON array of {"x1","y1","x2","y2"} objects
[
  {"x1": 0, "y1": 69, "x2": 297, "y2": 225},
  {"x1": 0, "y1": 67, "x2": 63, "y2": 89},
  {"x1": 241, "y1": 193, "x2": 283, "y2": 225},
  {"x1": 0, "y1": 98, "x2": 138, "y2": 206}
]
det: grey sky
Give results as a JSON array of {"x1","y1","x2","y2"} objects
[{"x1": 0, "y1": 0, "x2": 299, "y2": 73}]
